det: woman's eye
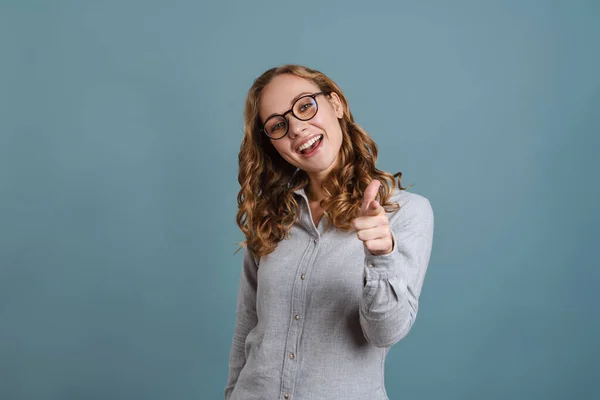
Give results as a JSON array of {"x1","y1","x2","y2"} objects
[{"x1": 299, "y1": 102, "x2": 314, "y2": 112}]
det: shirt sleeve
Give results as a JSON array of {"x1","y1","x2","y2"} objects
[
  {"x1": 359, "y1": 194, "x2": 434, "y2": 348},
  {"x1": 224, "y1": 248, "x2": 259, "y2": 399}
]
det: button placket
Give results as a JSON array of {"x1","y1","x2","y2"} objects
[{"x1": 282, "y1": 205, "x2": 319, "y2": 400}]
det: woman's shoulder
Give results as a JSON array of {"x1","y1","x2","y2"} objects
[{"x1": 387, "y1": 188, "x2": 434, "y2": 229}]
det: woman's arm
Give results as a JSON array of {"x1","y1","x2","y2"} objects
[
  {"x1": 359, "y1": 194, "x2": 434, "y2": 348},
  {"x1": 224, "y1": 249, "x2": 259, "y2": 399}
]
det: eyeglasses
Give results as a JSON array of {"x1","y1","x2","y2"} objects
[{"x1": 261, "y1": 92, "x2": 326, "y2": 140}]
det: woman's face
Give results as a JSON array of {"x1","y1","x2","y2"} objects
[{"x1": 259, "y1": 74, "x2": 344, "y2": 182}]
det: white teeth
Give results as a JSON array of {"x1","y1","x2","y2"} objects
[{"x1": 297, "y1": 135, "x2": 322, "y2": 152}]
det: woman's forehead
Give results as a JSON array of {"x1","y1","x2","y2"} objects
[{"x1": 259, "y1": 75, "x2": 320, "y2": 118}]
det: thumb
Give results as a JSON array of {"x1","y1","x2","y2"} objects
[{"x1": 360, "y1": 180, "x2": 381, "y2": 216}]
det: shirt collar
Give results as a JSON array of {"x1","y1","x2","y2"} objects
[{"x1": 293, "y1": 187, "x2": 306, "y2": 196}]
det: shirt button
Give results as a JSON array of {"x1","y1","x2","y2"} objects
[
  {"x1": 300, "y1": 273, "x2": 305, "y2": 280},
  {"x1": 294, "y1": 314, "x2": 300, "y2": 321},
  {"x1": 289, "y1": 352, "x2": 295, "y2": 360},
  {"x1": 313, "y1": 238, "x2": 318, "y2": 245},
  {"x1": 369, "y1": 263, "x2": 374, "y2": 268},
  {"x1": 284, "y1": 394, "x2": 289, "y2": 399}
]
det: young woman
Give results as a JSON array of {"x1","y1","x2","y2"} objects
[{"x1": 225, "y1": 65, "x2": 434, "y2": 400}]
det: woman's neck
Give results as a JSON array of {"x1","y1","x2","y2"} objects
[
  {"x1": 305, "y1": 178, "x2": 326, "y2": 227},
  {"x1": 306, "y1": 179, "x2": 326, "y2": 203}
]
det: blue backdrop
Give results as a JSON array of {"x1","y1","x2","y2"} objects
[{"x1": 1, "y1": 1, "x2": 598, "y2": 399}]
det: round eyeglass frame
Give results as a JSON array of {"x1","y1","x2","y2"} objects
[{"x1": 261, "y1": 92, "x2": 327, "y2": 140}]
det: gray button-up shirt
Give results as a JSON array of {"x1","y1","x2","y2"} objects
[{"x1": 225, "y1": 188, "x2": 434, "y2": 400}]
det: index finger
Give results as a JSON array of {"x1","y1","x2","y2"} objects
[{"x1": 360, "y1": 180, "x2": 381, "y2": 215}]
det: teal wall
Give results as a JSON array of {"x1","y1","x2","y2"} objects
[{"x1": 1, "y1": 1, "x2": 598, "y2": 399}]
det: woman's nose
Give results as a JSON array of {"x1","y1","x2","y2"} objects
[{"x1": 288, "y1": 116, "x2": 308, "y2": 138}]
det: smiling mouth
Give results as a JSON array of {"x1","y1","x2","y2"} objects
[{"x1": 297, "y1": 135, "x2": 323, "y2": 154}]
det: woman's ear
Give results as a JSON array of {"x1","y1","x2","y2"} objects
[{"x1": 328, "y1": 92, "x2": 344, "y2": 119}]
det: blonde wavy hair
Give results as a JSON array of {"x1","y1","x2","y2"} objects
[{"x1": 237, "y1": 64, "x2": 405, "y2": 258}]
